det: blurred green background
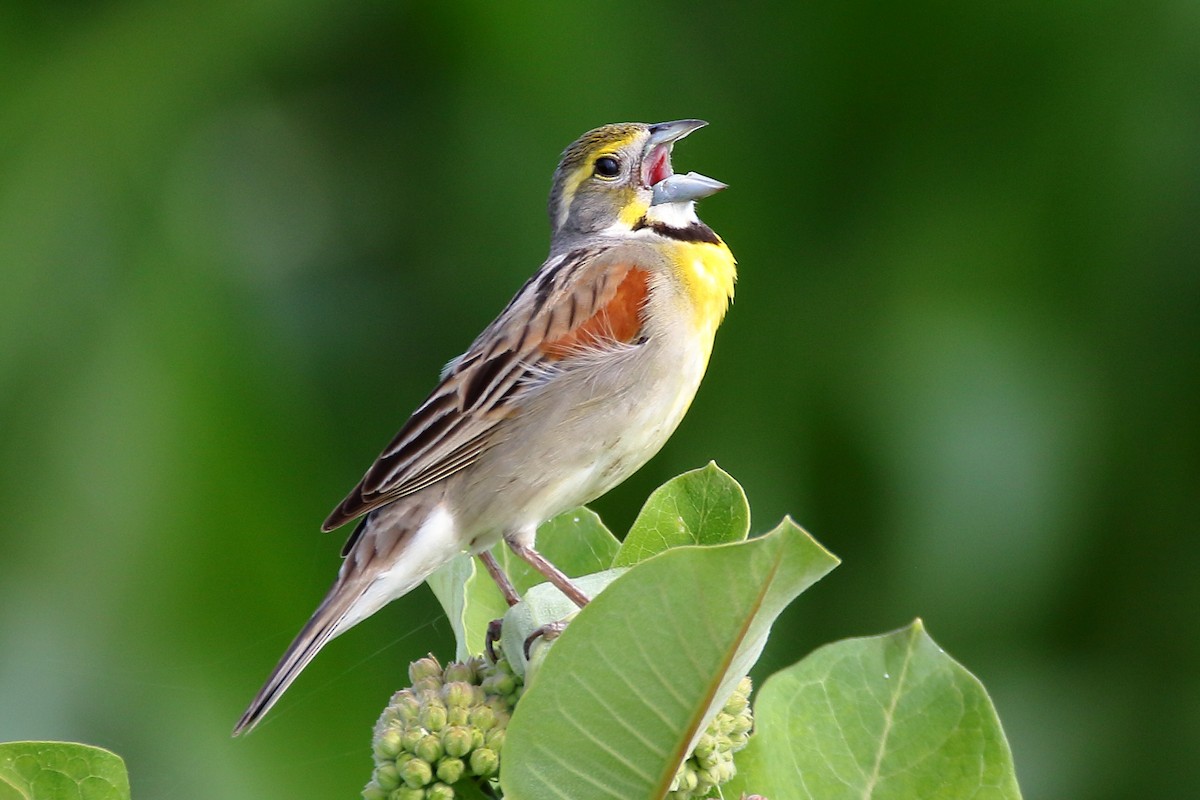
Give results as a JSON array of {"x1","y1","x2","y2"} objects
[{"x1": 2, "y1": 1, "x2": 1197, "y2": 797}]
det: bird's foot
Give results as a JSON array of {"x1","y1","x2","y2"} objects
[
  {"x1": 524, "y1": 620, "x2": 569, "y2": 659},
  {"x1": 485, "y1": 618, "x2": 505, "y2": 662}
]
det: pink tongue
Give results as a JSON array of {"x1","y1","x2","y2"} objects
[{"x1": 649, "y1": 149, "x2": 671, "y2": 184}]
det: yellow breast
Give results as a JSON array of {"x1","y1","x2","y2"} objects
[{"x1": 672, "y1": 238, "x2": 737, "y2": 354}]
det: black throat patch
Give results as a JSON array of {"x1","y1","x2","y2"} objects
[{"x1": 632, "y1": 217, "x2": 721, "y2": 245}]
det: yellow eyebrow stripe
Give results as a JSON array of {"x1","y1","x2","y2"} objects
[{"x1": 553, "y1": 130, "x2": 643, "y2": 228}]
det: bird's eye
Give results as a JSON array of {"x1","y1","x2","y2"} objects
[{"x1": 593, "y1": 156, "x2": 621, "y2": 178}]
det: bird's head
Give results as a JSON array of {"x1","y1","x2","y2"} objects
[{"x1": 547, "y1": 119, "x2": 726, "y2": 244}]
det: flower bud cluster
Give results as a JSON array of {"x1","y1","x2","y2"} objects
[
  {"x1": 666, "y1": 675, "x2": 754, "y2": 800},
  {"x1": 363, "y1": 653, "x2": 523, "y2": 800}
]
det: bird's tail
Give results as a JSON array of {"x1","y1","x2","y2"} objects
[
  {"x1": 234, "y1": 501, "x2": 457, "y2": 735},
  {"x1": 232, "y1": 574, "x2": 370, "y2": 736}
]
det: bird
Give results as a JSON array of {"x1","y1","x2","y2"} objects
[{"x1": 234, "y1": 119, "x2": 737, "y2": 734}]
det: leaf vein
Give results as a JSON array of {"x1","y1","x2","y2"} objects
[
  {"x1": 861, "y1": 628, "x2": 917, "y2": 797},
  {"x1": 569, "y1": 671, "x2": 669, "y2": 760}
]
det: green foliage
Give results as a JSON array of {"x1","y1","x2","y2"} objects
[
  {"x1": 501, "y1": 519, "x2": 837, "y2": 800},
  {"x1": 429, "y1": 508, "x2": 619, "y2": 661},
  {"x1": 422, "y1": 467, "x2": 1022, "y2": 800},
  {"x1": 726, "y1": 620, "x2": 1021, "y2": 800},
  {"x1": 613, "y1": 462, "x2": 750, "y2": 566},
  {"x1": 0, "y1": 742, "x2": 130, "y2": 800}
]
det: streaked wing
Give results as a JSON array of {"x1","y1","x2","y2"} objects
[{"x1": 322, "y1": 246, "x2": 652, "y2": 532}]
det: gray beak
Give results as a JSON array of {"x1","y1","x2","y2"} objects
[
  {"x1": 651, "y1": 172, "x2": 728, "y2": 205},
  {"x1": 645, "y1": 119, "x2": 727, "y2": 206},
  {"x1": 647, "y1": 119, "x2": 709, "y2": 147}
]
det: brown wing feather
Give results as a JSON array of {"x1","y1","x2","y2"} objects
[{"x1": 322, "y1": 247, "x2": 650, "y2": 532}]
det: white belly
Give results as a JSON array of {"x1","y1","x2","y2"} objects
[{"x1": 455, "y1": 327, "x2": 712, "y2": 546}]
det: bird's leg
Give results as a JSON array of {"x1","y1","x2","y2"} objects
[
  {"x1": 478, "y1": 550, "x2": 521, "y2": 607},
  {"x1": 504, "y1": 537, "x2": 590, "y2": 608},
  {"x1": 478, "y1": 550, "x2": 520, "y2": 662}
]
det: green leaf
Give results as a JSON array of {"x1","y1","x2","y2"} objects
[
  {"x1": 427, "y1": 507, "x2": 619, "y2": 660},
  {"x1": 0, "y1": 742, "x2": 130, "y2": 800},
  {"x1": 613, "y1": 461, "x2": 750, "y2": 567},
  {"x1": 427, "y1": 553, "x2": 507, "y2": 663},
  {"x1": 500, "y1": 507, "x2": 620, "y2": 594},
  {"x1": 725, "y1": 620, "x2": 1023, "y2": 800},
  {"x1": 499, "y1": 568, "x2": 628, "y2": 679},
  {"x1": 500, "y1": 518, "x2": 839, "y2": 800}
]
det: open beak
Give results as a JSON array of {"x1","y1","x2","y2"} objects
[{"x1": 643, "y1": 119, "x2": 727, "y2": 206}]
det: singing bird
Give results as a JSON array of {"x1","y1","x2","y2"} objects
[{"x1": 235, "y1": 120, "x2": 736, "y2": 734}]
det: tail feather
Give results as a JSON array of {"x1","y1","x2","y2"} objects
[
  {"x1": 235, "y1": 500, "x2": 458, "y2": 735},
  {"x1": 233, "y1": 578, "x2": 368, "y2": 736}
]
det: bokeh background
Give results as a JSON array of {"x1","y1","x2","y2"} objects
[{"x1": 3, "y1": 2, "x2": 1197, "y2": 798}]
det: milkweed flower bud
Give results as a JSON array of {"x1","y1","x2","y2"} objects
[
  {"x1": 373, "y1": 763, "x2": 400, "y2": 792},
  {"x1": 469, "y1": 748, "x2": 499, "y2": 778},
  {"x1": 484, "y1": 728, "x2": 506, "y2": 752},
  {"x1": 373, "y1": 729, "x2": 403, "y2": 761},
  {"x1": 391, "y1": 692, "x2": 421, "y2": 723},
  {"x1": 443, "y1": 660, "x2": 477, "y2": 684},
  {"x1": 408, "y1": 655, "x2": 443, "y2": 684},
  {"x1": 420, "y1": 702, "x2": 448, "y2": 732},
  {"x1": 414, "y1": 734, "x2": 443, "y2": 764},
  {"x1": 366, "y1": 650, "x2": 524, "y2": 800},
  {"x1": 667, "y1": 675, "x2": 755, "y2": 800},
  {"x1": 360, "y1": 784, "x2": 386, "y2": 800},
  {"x1": 468, "y1": 704, "x2": 497, "y2": 731},
  {"x1": 442, "y1": 726, "x2": 473, "y2": 759},
  {"x1": 435, "y1": 757, "x2": 465, "y2": 784},
  {"x1": 399, "y1": 756, "x2": 433, "y2": 789},
  {"x1": 442, "y1": 681, "x2": 474, "y2": 709},
  {"x1": 401, "y1": 728, "x2": 424, "y2": 752},
  {"x1": 447, "y1": 705, "x2": 470, "y2": 727},
  {"x1": 480, "y1": 671, "x2": 516, "y2": 698}
]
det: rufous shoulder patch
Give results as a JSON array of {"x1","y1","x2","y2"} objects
[{"x1": 540, "y1": 266, "x2": 649, "y2": 360}]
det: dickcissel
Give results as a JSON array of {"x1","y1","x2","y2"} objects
[{"x1": 235, "y1": 119, "x2": 736, "y2": 734}]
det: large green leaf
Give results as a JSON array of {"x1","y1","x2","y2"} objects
[
  {"x1": 0, "y1": 742, "x2": 130, "y2": 800},
  {"x1": 726, "y1": 620, "x2": 1022, "y2": 800},
  {"x1": 500, "y1": 518, "x2": 839, "y2": 800},
  {"x1": 427, "y1": 507, "x2": 619, "y2": 660},
  {"x1": 613, "y1": 462, "x2": 751, "y2": 567}
]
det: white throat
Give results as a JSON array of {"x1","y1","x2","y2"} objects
[{"x1": 644, "y1": 200, "x2": 700, "y2": 229}]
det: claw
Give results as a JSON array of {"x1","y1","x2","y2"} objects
[
  {"x1": 523, "y1": 620, "x2": 569, "y2": 659},
  {"x1": 485, "y1": 619, "x2": 504, "y2": 662}
]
